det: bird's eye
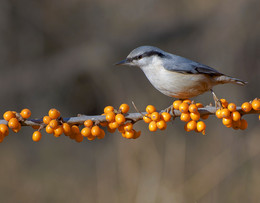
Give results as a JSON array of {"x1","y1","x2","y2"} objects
[{"x1": 138, "y1": 55, "x2": 142, "y2": 59}]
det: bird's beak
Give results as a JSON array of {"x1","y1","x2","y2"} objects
[{"x1": 115, "y1": 59, "x2": 129, "y2": 65}]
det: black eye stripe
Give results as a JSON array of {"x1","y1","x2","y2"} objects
[{"x1": 129, "y1": 51, "x2": 166, "y2": 61}]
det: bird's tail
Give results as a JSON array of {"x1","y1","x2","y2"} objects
[{"x1": 215, "y1": 75, "x2": 247, "y2": 86}]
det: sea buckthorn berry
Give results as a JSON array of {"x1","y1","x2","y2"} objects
[
  {"x1": 75, "y1": 133, "x2": 84, "y2": 143},
  {"x1": 32, "y1": 131, "x2": 42, "y2": 142},
  {"x1": 133, "y1": 130, "x2": 141, "y2": 139},
  {"x1": 149, "y1": 121, "x2": 157, "y2": 132},
  {"x1": 49, "y1": 119, "x2": 58, "y2": 129},
  {"x1": 91, "y1": 126, "x2": 101, "y2": 136},
  {"x1": 252, "y1": 99, "x2": 260, "y2": 111},
  {"x1": 196, "y1": 103, "x2": 204, "y2": 108},
  {"x1": 100, "y1": 122, "x2": 108, "y2": 127},
  {"x1": 8, "y1": 118, "x2": 20, "y2": 129},
  {"x1": 156, "y1": 120, "x2": 167, "y2": 130},
  {"x1": 115, "y1": 114, "x2": 126, "y2": 125},
  {"x1": 220, "y1": 99, "x2": 228, "y2": 108},
  {"x1": 173, "y1": 100, "x2": 182, "y2": 110},
  {"x1": 143, "y1": 114, "x2": 152, "y2": 123},
  {"x1": 201, "y1": 114, "x2": 209, "y2": 120},
  {"x1": 118, "y1": 125, "x2": 125, "y2": 133},
  {"x1": 97, "y1": 129, "x2": 105, "y2": 139},
  {"x1": 20, "y1": 108, "x2": 31, "y2": 119},
  {"x1": 187, "y1": 120, "x2": 197, "y2": 131},
  {"x1": 180, "y1": 113, "x2": 190, "y2": 122},
  {"x1": 190, "y1": 112, "x2": 200, "y2": 121},
  {"x1": 0, "y1": 133, "x2": 4, "y2": 143},
  {"x1": 71, "y1": 125, "x2": 80, "y2": 135},
  {"x1": 161, "y1": 112, "x2": 171, "y2": 122},
  {"x1": 184, "y1": 123, "x2": 190, "y2": 132},
  {"x1": 69, "y1": 132, "x2": 76, "y2": 140},
  {"x1": 221, "y1": 109, "x2": 230, "y2": 118},
  {"x1": 3, "y1": 111, "x2": 16, "y2": 121},
  {"x1": 197, "y1": 121, "x2": 206, "y2": 132},
  {"x1": 48, "y1": 108, "x2": 60, "y2": 119},
  {"x1": 179, "y1": 102, "x2": 189, "y2": 113},
  {"x1": 12, "y1": 123, "x2": 21, "y2": 133},
  {"x1": 240, "y1": 119, "x2": 248, "y2": 130},
  {"x1": 183, "y1": 99, "x2": 192, "y2": 105},
  {"x1": 151, "y1": 112, "x2": 160, "y2": 121},
  {"x1": 231, "y1": 111, "x2": 241, "y2": 121},
  {"x1": 146, "y1": 105, "x2": 156, "y2": 114},
  {"x1": 0, "y1": 124, "x2": 9, "y2": 137},
  {"x1": 84, "y1": 120, "x2": 93, "y2": 128},
  {"x1": 121, "y1": 132, "x2": 126, "y2": 138},
  {"x1": 222, "y1": 117, "x2": 233, "y2": 126},
  {"x1": 87, "y1": 135, "x2": 96, "y2": 141},
  {"x1": 215, "y1": 109, "x2": 222, "y2": 119},
  {"x1": 119, "y1": 104, "x2": 130, "y2": 114},
  {"x1": 32, "y1": 125, "x2": 40, "y2": 130},
  {"x1": 104, "y1": 106, "x2": 114, "y2": 114},
  {"x1": 108, "y1": 121, "x2": 119, "y2": 129},
  {"x1": 43, "y1": 116, "x2": 51, "y2": 125},
  {"x1": 124, "y1": 123, "x2": 133, "y2": 131},
  {"x1": 54, "y1": 126, "x2": 63, "y2": 137},
  {"x1": 241, "y1": 102, "x2": 252, "y2": 112},
  {"x1": 45, "y1": 125, "x2": 54, "y2": 134},
  {"x1": 189, "y1": 104, "x2": 198, "y2": 113},
  {"x1": 232, "y1": 120, "x2": 241, "y2": 130},
  {"x1": 227, "y1": 103, "x2": 236, "y2": 112},
  {"x1": 106, "y1": 112, "x2": 115, "y2": 122},
  {"x1": 81, "y1": 127, "x2": 91, "y2": 137},
  {"x1": 62, "y1": 123, "x2": 71, "y2": 136},
  {"x1": 125, "y1": 130, "x2": 135, "y2": 139},
  {"x1": 107, "y1": 126, "x2": 116, "y2": 133}
]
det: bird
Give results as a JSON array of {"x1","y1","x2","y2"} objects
[{"x1": 116, "y1": 45, "x2": 247, "y2": 107}]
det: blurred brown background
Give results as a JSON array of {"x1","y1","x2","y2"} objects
[{"x1": 0, "y1": 0, "x2": 259, "y2": 202}]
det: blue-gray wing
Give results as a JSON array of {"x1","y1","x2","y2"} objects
[{"x1": 163, "y1": 55, "x2": 223, "y2": 76}]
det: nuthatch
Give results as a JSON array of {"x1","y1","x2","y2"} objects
[{"x1": 116, "y1": 46, "x2": 246, "y2": 106}]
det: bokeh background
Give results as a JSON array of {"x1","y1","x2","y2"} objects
[{"x1": 0, "y1": 0, "x2": 259, "y2": 202}]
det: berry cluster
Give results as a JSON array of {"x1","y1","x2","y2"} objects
[{"x1": 143, "y1": 105, "x2": 172, "y2": 131}]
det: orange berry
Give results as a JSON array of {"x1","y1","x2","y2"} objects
[
  {"x1": 187, "y1": 120, "x2": 197, "y2": 131},
  {"x1": 133, "y1": 130, "x2": 141, "y2": 139},
  {"x1": 91, "y1": 126, "x2": 101, "y2": 136},
  {"x1": 252, "y1": 99, "x2": 260, "y2": 111},
  {"x1": 215, "y1": 109, "x2": 222, "y2": 119},
  {"x1": 232, "y1": 120, "x2": 241, "y2": 130},
  {"x1": 108, "y1": 121, "x2": 119, "y2": 129},
  {"x1": 197, "y1": 121, "x2": 206, "y2": 132},
  {"x1": 125, "y1": 130, "x2": 135, "y2": 139},
  {"x1": 222, "y1": 117, "x2": 233, "y2": 126},
  {"x1": 201, "y1": 114, "x2": 209, "y2": 120},
  {"x1": 100, "y1": 121, "x2": 108, "y2": 127},
  {"x1": 0, "y1": 124, "x2": 9, "y2": 137},
  {"x1": 220, "y1": 99, "x2": 228, "y2": 108},
  {"x1": 32, "y1": 131, "x2": 42, "y2": 142},
  {"x1": 69, "y1": 132, "x2": 76, "y2": 140},
  {"x1": 151, "y1": 112, "x2": 160, "y2": 121},
  {"x1": 180, "y1": 113, "x2": 190, "y2": 122},
  {"x1": 189, "y1": 104, "x2": 198, "y2": 113},
  {"x1": 190, "y1": 112, "x2": 200, "y2": 121},
  {"x1": 62, "y1": 123, "x2": 71, "y2": 136},
  {"x1": 227, "y1": 103, "x2": 236, "y2": 112},
  {"x1": 48, "y1": 108, "x2": 60, "y2": 119},
  {"x1": 45, "y1": 125, "x2": 54, "y2": 134},
  {"x1": 107, "y1": 126, "x2": 116, "y2": 133},
  {"x1": 49, "y1": 119, "x2": 58, "y2": 129},
  {"x1": 179, "y1": 102, "x2": 189, "y2": 113},
  {"x1": 75, "y1": 133, "x2": 84, "y2": 143},
  {"x1": 183, "y1": 99, "x2": 192, "y2": 105},
  {"x1": 221, "y1": 108, "x2": 230, "y2": 118},
  {"x1": 97, "y1": 129, "x2": 105, "y2": 139},
  {"x1": 12, "y1": 123, "x2": 21, "y2": 133},
  {"x1": 104, "y1": 106, "x2": 114, "y2": 114},
  {"x1": 81, "y1": 127, "x2": 91, "y2": 137},
  {"x1": 148, "y1": 121, "x2": 157, "y2": 132},
  {"x1": 54, "y1": 126, "x2": 63, "y2": 137},
  {"x1": 43, "y1": 116, "x2": 51, "y2": 125},
  {"x1": 31, "y1": 125, "x2": 40, "y2": 130},
  {"x1": 118, "y1": 125, "x2": 125, "y2": 133},
  {"x1": 231, "y1": 111, "x2": 241, "y2": 121},
  {"x1": 3, "y1": 111, "x2": 16, "y2": 121},
  {"x1": 160, "y1": 112, "x2": 171, "y2": 122},
  {"x1": 71, "y1": 125, "x2": 80, "y2": 135},
  {"x1": 124, "y1": 123, "x2": 133, "y2": 131},
  {"x1": 20, "y1": 108, "x2": 31, "y2": 119},
  {"x1": 87, "y1": 134, "x2": 96, "y2": 141},
  {"x1": 84, "y1": 120, "x2": 93, "y2": 128},
  {"x1": 156, "y1": 120, "x2": 167, "y2": 130},
  {"x1": 115, "y1": 114, "x2": 126, "y2": 125},
  {"x1": 0, "y1": 133, "x2": 4, "y2": 143},
  {"x1": 105, "y1": 112, "x2": 115, "y2": 122},
  {"x1": 173, "y1": 100, "x2": 182, "y2": 110},
  {"x1": 119, "y1": 104, "x2": 130, "y2": 114},
  {"x1": 241, "y1": 102, "x2": 252, "y2": 112},
  {"x1": 8, "y1": 118, "x2": 20, "y2": 129},
  {"x1": 196, "y1": 103, "x2": 204, "y2": 108},
  {"x1": 240, "y1": 119, "x2": 248, "y2": 130},
  {"x1": 143, "y1": 114, "x2": 152, "y2": 123},
  {"x1": 146, "y1": 105, "x2": 156, "y2": 114}
]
